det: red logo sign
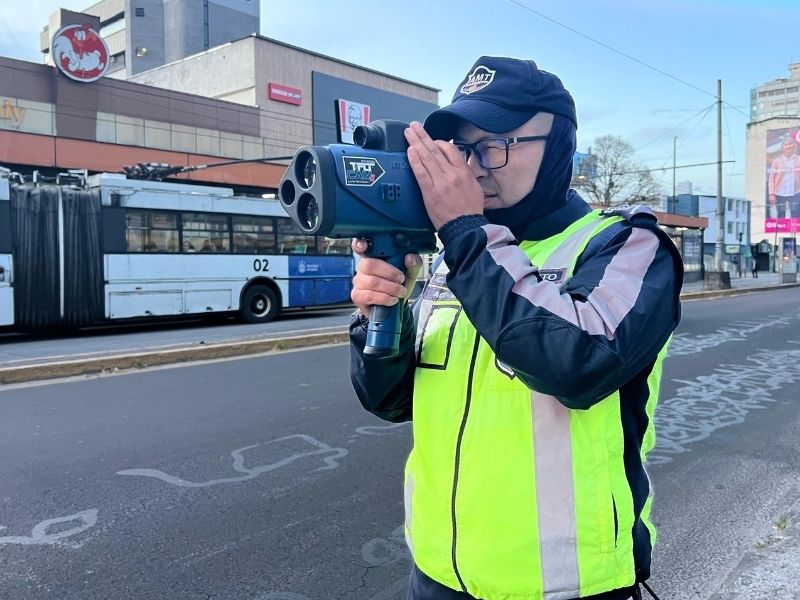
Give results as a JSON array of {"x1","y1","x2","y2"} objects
[
  {"x1": 52, "y1": 23, "x2": 110, "y2": 83},
  {"x1": 268, "y1": 83, "x2": 302, "y2": 106}
]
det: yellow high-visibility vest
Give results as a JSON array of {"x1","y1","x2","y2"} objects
[{"x1": 404, "y1": 210, "x2": 668, "y2": 599}]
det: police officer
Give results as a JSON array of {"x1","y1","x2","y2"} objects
[{"x1": 349, "y1": 56, "x2": 682, "y2": 600}]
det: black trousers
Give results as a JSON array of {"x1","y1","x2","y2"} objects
[{"x1": 408, "y1": 565, "x2": 643, "y2": 600}]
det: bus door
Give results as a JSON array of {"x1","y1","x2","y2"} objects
[
  {"x1": 0, "y1": 179, "x2": 12, "y2": 326},
  {"x1": 9, "y1": 184, "x2": 104, "y2": 329}
]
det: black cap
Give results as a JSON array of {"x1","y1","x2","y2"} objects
[{"x1": 424, "y1": 56, "x2": 577, "y2": 140}]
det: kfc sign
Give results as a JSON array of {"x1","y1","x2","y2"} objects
[
  {"x1": 52, "y1": 23, "x2": 109, "y2": 83},
  {"x1": 336, "y1": 99, "x2": 370, "y2": 145},
  {"x1": 268, "y1": 83, "x2": 302, "y2": 106}
]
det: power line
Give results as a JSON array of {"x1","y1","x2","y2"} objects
[
  {"x1": 636, "y1": 102, "x2": 717, "y2": 153},
  {"x1": 506, "y1": 0, "x2": 716, "y2": 99}
]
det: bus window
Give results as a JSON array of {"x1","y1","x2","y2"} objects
[
  {"x1": 318, "y1": 237, "x2": 351, "y2": 255},
  {"x1": 183, "y1": 212, "x2": 230, "y2": 253},
  {"x1": 232, "y1": 215, "x2": 277, "y2": 254},
  {"x1": 126, "y1": 210, "x2": 179, "y2": 252},
  {"x1": 276, "y1": 218, "x2": 315, "y2": 255}
]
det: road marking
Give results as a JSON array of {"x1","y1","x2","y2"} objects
[
  {"x1": 117, "y1": 434, "x2": 348, "y2": 487},
  {"x1": 650, "y1": 345, "x2": 800, "y2": 465},
  {"x1": 0, "y1": 509, "x2": 98, "y2": 548},
  {"x1": 669, "y1": 314, "x2": 795, "y2": 357}
]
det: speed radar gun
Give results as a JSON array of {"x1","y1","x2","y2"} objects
[{"x1": 278, "y1": 120, "x2": 437, "y2": 358}]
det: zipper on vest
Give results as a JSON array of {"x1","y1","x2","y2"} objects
[{"x1": 450, "y1": 332, "x2": 482, "y2": 593}]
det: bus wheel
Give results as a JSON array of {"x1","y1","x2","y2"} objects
[{"x1": 240, "y1": 285, "x2": 278, "y2": 323}]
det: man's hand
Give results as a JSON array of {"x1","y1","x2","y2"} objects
[
  {"x1": 404, "y1": 121, "x2": 483, "y2": 230},
  {"x1": 350, "y1": 239, "x2": 422, "y2": 317},
  {"x1": 769, "y1": 194, "x2": 777, "y2": 205}
]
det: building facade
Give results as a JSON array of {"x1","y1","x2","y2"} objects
[
  {"x1": 750, "y1": 64, "x2": 800, "y2": 122},
  {"x1": 125, "y1": 35, "x2": 439, "y2": 161},
  {"x1": 40, "y1": 0, "x2": 260, "y2": 77},
  {"x1": 0, "y1": 34, "x2": 437, "y2": 193}
]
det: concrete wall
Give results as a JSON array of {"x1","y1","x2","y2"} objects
[
  {"x1": 128, "y1": 37, "x2": 257, "y2": 105},
  {"x1": 126, "y1": 0, "x2": 166, "y2": 75}
]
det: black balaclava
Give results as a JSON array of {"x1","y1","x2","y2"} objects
[{"x1": 483, "y1": 114, "x2": 577, "y2": 239}]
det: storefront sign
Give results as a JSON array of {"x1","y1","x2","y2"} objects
[
  {"x1": 0, "y1": 98, "x2": 24, "y2": 128},
  {"x1": 336, "y1": 99, "x2": 370, "y2": 144},
  {"x1": 52, "y1": 23, "x2": 110, "y2": 82},
  {"x1": 725, "y1": 244, "x2": 740, "y2": 254},
  {"x1": 268, "y1": 83, "x2": 302, "y2": 106}
]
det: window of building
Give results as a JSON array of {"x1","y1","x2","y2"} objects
[
  {"x1": 135, "y1": 7, "x2": 145, "y2": 16},
  {"x1": 787, "y1": 86, "x2": 799, "y2": 93},
  {"x1": 99, "y1": 16, "x2": 126, "y2": 37},
  {"x1": 276, "y1": 219, "x2": 315, "y2": 255},
  {"x1": 727, "y1": 199, "x2": 734, "y2": 211},
  {"x1": 182, "y1": 212, "x2": 230, "y2": 253},
  {"x1": 126, "y1": 210, "x2": 179, "y2": 252},
  {"x1": 232, "y1": 215, "x2": 276, "y2": 253},
  {"x1": 727, "y1": 222, "x2": 733, "y2": 234}
]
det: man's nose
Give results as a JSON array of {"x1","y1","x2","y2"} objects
[{"x1": 466, "y1": 152, "x2": 488, "y2": 177}]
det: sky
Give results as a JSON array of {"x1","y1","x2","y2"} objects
[{"x1": 1, "y1": 0, "x2": 799, "y2": 199}]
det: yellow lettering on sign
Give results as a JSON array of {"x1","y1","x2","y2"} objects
[{"x1": 1, "y1": 98, "x2": 24, "y2": 128}]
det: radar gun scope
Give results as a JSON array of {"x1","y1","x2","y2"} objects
[{"x1": 278, "y1": 119, "x2": 437, "y2": 358}]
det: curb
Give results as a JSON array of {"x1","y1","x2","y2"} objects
[
  {"x1": 0, "y1": 329, "x2": 350, "y2": 385},
  {"x1": 2, "y1": 283, "x2": 797, "y2": 385},
  {"x1": 680, "y1": 282, "x2": 800, "y2": 300}
]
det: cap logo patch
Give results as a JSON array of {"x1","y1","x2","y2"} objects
[{"x1": 460, "y1": 66, "x2": 495, "y2": 95}]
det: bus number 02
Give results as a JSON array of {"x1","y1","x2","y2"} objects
[{"x1": 253, "y1": 259, "x2": 270, "y2": 272}]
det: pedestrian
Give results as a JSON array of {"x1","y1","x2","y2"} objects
[
  {"x1": 752, "y1": 257, "x2": 758, "y2": 278},
  {"x1": 349, "y1": 56, "x2": 683, "y2": 600}
]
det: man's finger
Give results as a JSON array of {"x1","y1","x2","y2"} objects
[{"x1": 407, "y1": 122, "x2": 450, "y2": 173}]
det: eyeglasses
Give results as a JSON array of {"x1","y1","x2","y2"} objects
[{"x1": 455, "y1": 135, "x2": 549, "y2": 169}]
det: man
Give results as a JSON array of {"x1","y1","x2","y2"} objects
[
  {"x1": 349, "y1": 56, "x2": 683, "y2": 600},
  {"x1": 768, "y1": 136, "x2": 800, "y2": 219}
]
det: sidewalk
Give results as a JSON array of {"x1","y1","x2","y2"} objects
[{"x1": 681, "y1": 271, "x2": 793, "y2": 297}]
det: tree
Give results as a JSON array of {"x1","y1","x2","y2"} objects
[{"x1": 572, "y1": 135, "x2": 662, "y2": 207}]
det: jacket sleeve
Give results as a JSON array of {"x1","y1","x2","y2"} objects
[
  {"x1": 438, "y1": 213, "x2": 683, "y2": 410},
  {"x1": 349, "y1": 303, "x2": 416, "y2": 422}
]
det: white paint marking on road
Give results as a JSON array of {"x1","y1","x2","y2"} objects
[
  {"x1": 117, "y1": 434, "x2": 348, "y2": 488},
  {"x1": 0, "y1": 509, "x2": 98, "y2": 548},
  {"x1": 668, "y1": 314, "x2": 795, "y2": 357},
  {"x1": 649, "y1": 345, "x2": 800, "y2": 465},
  {"x1": 355, "y1": 422, "x2": 409, "y2": 436}
]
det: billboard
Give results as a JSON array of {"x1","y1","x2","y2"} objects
[{"x1": 765, "y1": 126, "x2": 800, "y2": 233}]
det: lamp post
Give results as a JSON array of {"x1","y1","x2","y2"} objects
[{"x1": 738, "y1": 231, "x2": 743, "y2": 277}]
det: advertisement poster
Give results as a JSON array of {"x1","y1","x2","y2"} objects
[{"x1": 765, "y1": 127, "x2": 800, "y2": 233}]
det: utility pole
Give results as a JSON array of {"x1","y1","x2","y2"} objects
[
  {"x1": 706, "y1": 79, "x2": 732, "y2": 289},
  {"x1": 672, "y1": 136, "x2": 677, "y2": 205},
  {"x1": 715, "y1": 79, "x2": 724, "y2": 273}
]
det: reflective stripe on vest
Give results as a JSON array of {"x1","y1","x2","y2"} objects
[{"x1": 405, "y1": 210, "x2": 665, "y2": 599}]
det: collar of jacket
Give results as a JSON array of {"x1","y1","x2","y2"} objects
[{"x1": 517, "y1": 190, "x2": 592, "y2": 241}]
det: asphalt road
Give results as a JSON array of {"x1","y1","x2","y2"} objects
[{"x1": 1, "y1": 288, "x2": 799, "y2": 599}]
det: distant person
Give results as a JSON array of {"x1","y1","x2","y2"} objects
[
  {"x1": 768, "y1": 137, "x2": 800, "y2": 218},
  {"x1": 752, "y1": 258, "x2": 758, "y2": 278},
  {"x1": 183, "y1": 240, "x2": 196, "y2": 253},
  {"x1": 200, "y1": 240, "x2": 214, "y2": 252}
]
